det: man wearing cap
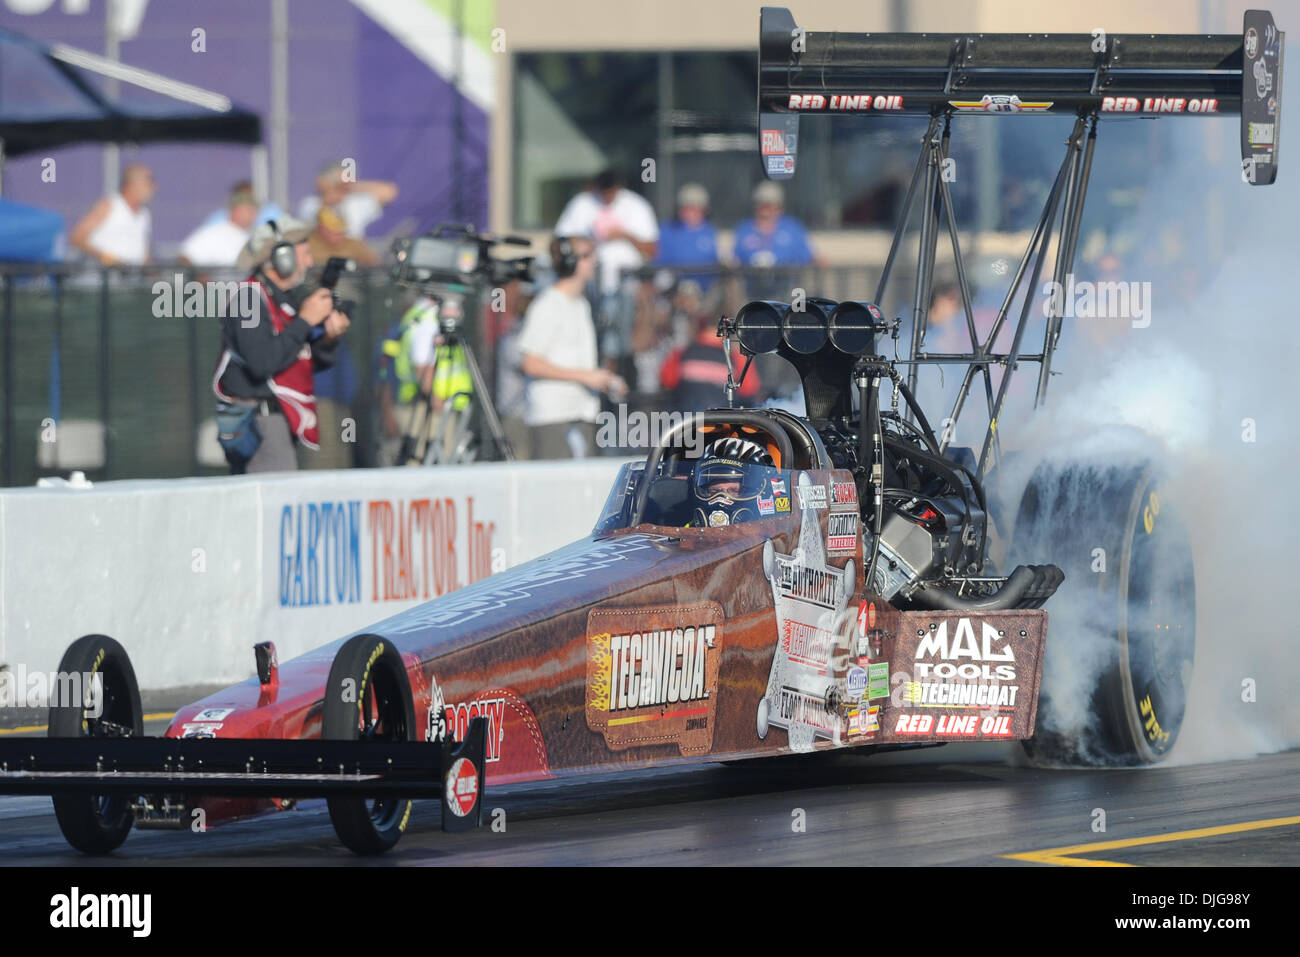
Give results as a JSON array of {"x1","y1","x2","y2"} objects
[
  {"x1": 733, "y1": 181, "x2": 818, "y2": 274},
  {"x1": 298, "y1": 161, "x2": 398, "y2": 239},
  {"x1": 656, "y1": 183, "x2": 719, "y2": 289},
  {"x1": 179, "y1": 183, "x2": 260, "y2": 268},
  {"x1": 211, "y1": 216, "x2": 350, "y2": 473}
]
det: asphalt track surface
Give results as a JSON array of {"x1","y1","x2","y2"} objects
[{"x1": 1, "y1": 702, "x2": 1296, "y2": 865}]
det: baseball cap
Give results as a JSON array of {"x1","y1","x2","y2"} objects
[
  {"x1": 677, "y1": 183, "x2": 709, "y2": 209},
  {"x1": 752, "y1": 181, "x2": 784, "y2": 207},
  {"x1": 236, "y1": 215, "x2": 311, "y2": 273}
]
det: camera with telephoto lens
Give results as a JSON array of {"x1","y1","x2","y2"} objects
[
  {"x1": 319, "y1": 256, "x2": 357, "y2": 315},
  {"x1": 390, "y1": 223, "x2": 535, "y2": 288}
]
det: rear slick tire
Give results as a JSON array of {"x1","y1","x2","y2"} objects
[{"x1": 1014, "y1": 461, "x2": 1196, "y2": 767}]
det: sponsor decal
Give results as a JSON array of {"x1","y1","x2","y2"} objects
[
  {"x1": 760, "y1": 475, "x2": 858, "y2": 751},
  {"x1": 444, "y1": 756, "x2": 479, "y2": 817},
  {"x1": 761, "y1": 129, "x2": 787, "y2": 155},
  {"x1": 849, "y1": 704, "x2": 879, "y2": 738},
  {"x1": 776, "y1": 687, "x2": 839, "y2": 736},
  {"x1": 1249, "y1": 122, "x2": 1275, "y2": 146},
  {"x1": 857, "y1": 599, "x2": 876, "y2": 638},
  {"x1": 787, "y1": 93, "x2": 904, "y2": 111},
  {"x1": 1099, "y1": 96, "x2": 1219, "y2": 114},
  {"x1": 893, "y1": 712, "x2": 1014, "y2": 737},
  {"x1": 180, "y1": 723, "x2": 222, "y2": 738},
  {"x1": 831, "y1": 482, "x2": 856, "y2": 506},
  {"x1": 911, "y1": 681, "x2": 1018, "y2": 708},
  {"x1": 1255, "y1": 58, "x2": 1273, "y2": 99},
  {"x1": 846, "y1": 666, "x2": 868, "y2": 698},
  {"x1": 427, "y1": 683, "x2": 550, "y2": 778},
  {"x1": 770, "y1": 478, "x2": 787, "y2": 497},
  {"x1": 782, "y1": 620, "x2": 835, "y2": 675},
  {"x1": 586, "y1": 602, "x2": 723, "y2": 755},
  {"x1": 827, "y1": 511, "x2": 859, "y2": 554},
  {"x1": 432, "y1": 697, "x2": 508, "y2": 763},
  {"x1": 891, "y1": 612, "x2": 1045, "y2": 741},
  {"x1": 708, "y1": 509, "x2": 730, "y2": 527},
  {"x1": 758, "y1": 495, "x2": 775, "y2": 516},
  {"x1": 775, "y1": 496, "x2": 791, "y2": 512},
  {"x1": 867, "y1": 662, "x2": 889, "y2": 700},
  {"x1": 192, "y1": 708, "x2": 233, "y2": 722},
  {"x1": 797, "y1": 483, "x2": 827, "y2": 510},
  {"x1": 766, "y1": 155, "x2": 795, "y2": 175},
  {"x1": 777, "y1": 563, "x2": 843, "y2": 609},
  {"x1": 1246, "y1": 26, "x2": 1259, "y2": 59},
  {"x1": 949, "y1": 94, "x2": 1052, "y2": 113},
  {"x1": 914, "y1": 618, "x2": 1016, "y2": 676}
]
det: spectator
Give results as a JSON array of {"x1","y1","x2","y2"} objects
[
  {"x1": 196, "y1": 179, "x2": 287, "y2": 231},
  {"x1": 661, "y1": 307, "x2": 761, "y2": 412},
  {"x1": 733, "y1": 180, "x2": 819, "y2": 271},
  {"x1": 212, "y1": 216, "x2": 350, "y2": 473},
  {"x1": 179, "y1": 183, "x2": 259, "y2": 268},
  {"x1": 656, "y1": 182, "x2": 718, "y2": 287},
  {"x1": 485, "y1": 280, "x2": 531, "y2": 460},
  {"x1": 518, "y1": 236, "x2": 626, "y2": 459},
  {"x1": 298, "y1": 160, "x2": 398, "y2": 239},
  {"x1": 631, "y1": 275, "x2": 693, "y2": 398},
  {"x1": 307, "y1": 205, "x2": 380, "y2": 267},
  {"x1": 555, "y1": 168, "x2": 659, "y2": 357},
  {"x1": 70, "y1": 163, "x2": 154, "y2": 266}
]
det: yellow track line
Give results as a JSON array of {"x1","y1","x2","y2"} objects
[
  {"x1": 1002, "y1": 814, "x2": 1300, "y2": 866},
  {"x1": 0, "y1": 711, "x2": 175, "y2": 737}
]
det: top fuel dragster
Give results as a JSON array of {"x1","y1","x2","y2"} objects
[{"x1": 0, "y1": 7, "x2": 1282, "y2": 854}]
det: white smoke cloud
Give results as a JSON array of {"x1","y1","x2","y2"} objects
[{"x1": 989, "y1": 33, "x2": 1300, "y2": 766}]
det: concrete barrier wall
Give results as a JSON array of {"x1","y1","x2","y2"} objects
[{"x1": 0, "y1": 461, "x2": 627, "y2": 689}]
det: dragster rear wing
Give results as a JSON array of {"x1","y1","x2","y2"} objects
[{"x1": 758, "y1": 7, "x2": 1283, "y2": 184}]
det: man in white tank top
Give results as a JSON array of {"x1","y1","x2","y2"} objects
[{"x1": 70, "y1": 164, "x2": 155, "y2": 266}]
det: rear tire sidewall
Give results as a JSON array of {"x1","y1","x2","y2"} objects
[
  {"x1": 1014, "y1": 461, "x2": 1195, "y2": 766},
  {"x1": 1110, "y1": 472, "x2": 1195, "y2": 764},
  {"x1": 48, "y1": 634, "x2": 143, "y2": 854},
  {"x1": 321, "y1": 634, "x2": 416, "y2": 854}
]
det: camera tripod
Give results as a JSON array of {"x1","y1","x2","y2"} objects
[{"x1": 396, "y1": 290, "x2": 515, "y2": 466}]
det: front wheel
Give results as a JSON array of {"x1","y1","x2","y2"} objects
[
  {"x1": 48, "y1": 635, "x2": 143, "y2": 854},
  {"x1": 321, "y1": 634, "x2": 417, "y2": 854}
]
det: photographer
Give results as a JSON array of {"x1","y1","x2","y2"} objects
[{"x1": 212, "y1": 216, "x2": 351, "y2": 473}]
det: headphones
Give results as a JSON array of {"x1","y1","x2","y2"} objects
[
  {"x1": 265, "y1": 220, "x2": 297, "y2": 278},
  {"x1": 551, "y1": 236, "x2": 580, "y2": 279}
]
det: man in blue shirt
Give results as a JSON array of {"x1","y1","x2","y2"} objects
[
  {"x1": 733, "y1": 181, "x2": 821, "y2": 301},
  {"x1": 733, "y1": 181, "x2": 817, "y2": 268},
  {"x1": 657, "y1": 183, "x2": 719, "y2": 289}
]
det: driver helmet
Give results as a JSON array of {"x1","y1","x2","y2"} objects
[{"x1": 690, "y1": 437, "x2": 776, "y2": 527}]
